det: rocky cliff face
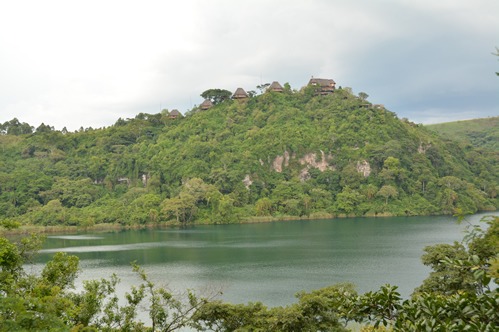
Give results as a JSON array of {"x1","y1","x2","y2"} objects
[{"x1": 258, "y1": 150, "x2": 372, "y2": 183}]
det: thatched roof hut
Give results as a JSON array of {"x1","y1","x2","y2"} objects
[
  {"x1": 268, "y1": 81, "x2": 284, "y2": 92},
  {"x1": 308, "y1": 77, "x2": 336, "y2": 94},
  {"x1": 232, "y1": 87, "x2": 249, "y2": 99},
  {"x1": 169, "y1": 109, "x2": 181, "y2": 119},
  {"x1": 199, "y1": 99, "x2": 213, "y2": 110}
]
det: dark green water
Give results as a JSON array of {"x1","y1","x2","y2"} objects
[{"x1": 34, "y1": 214, "x2": 493, "y2": 306}]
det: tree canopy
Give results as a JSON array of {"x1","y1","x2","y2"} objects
[{"x1": 200, "y1": 88, "x2": 232, "y2": 105}]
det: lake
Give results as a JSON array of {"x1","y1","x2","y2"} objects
[{"x1": 33, "y1": 213, "x2": 494, "y2": 307}]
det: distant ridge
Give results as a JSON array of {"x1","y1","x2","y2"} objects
[{"x1": 426, "y1": 116, "x2": 499, "y2": 151}]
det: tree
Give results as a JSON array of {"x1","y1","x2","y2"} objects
[
  {"x1": 255, "y1": 197, "x2": 273, "y2": 216},
  {"x1": 309, "y1": 188, "x2": 332, "y2": 210},
  {"x1": 0, "y1": 234, "x2": 220, "y2": 331},
  {"x1": 247, "y1": 90, "x2": 257, "y2": 98},
  {"x1": 210, "y1": 194, "x2": 236, "y2": 223},
  {"x1": 361, "y1": 184, "x2": 378, "y2": 200},
  {"x1": 161, "y1": 193, "x2": 197, "y2": 223},
  {"x1": 200, "y1": 89, "x2": 232, "y2": 105},
  {"x1": 335, "y1": 187, "x2": 363, "y2": 214},
  {"x1": 358, "y1": 92, "x2": 369, "y2": 101},
  {"x1": 0, "y1": 235, "x2": 78, "y2": 331},
  {"x1": 415, "y1": 216, "x2": 498, "y2": 296},
  {"x1": 35, "y1": 123, "x2": 54, "y2": 133},
  {"x1": 413, "y1": 242, "x2": 473, "y2": 295},
  {"x1": 193, "y1": 285, "x2": 351, "y2": 331},
  {"x1": 379, "y1": 157, "x2": 404, "y2": 185},
  {"x1": 1, "y1": 118, "x2": 33, "y2": 135},
  {"x1": 127, "y1": 263, "x2": 219, "y2": 332},
  {"x1": 256, "y1": 83, "x2": 270, "y2": 94},
  {"x1": 42, "y1": 252, "x2": 79, "y2": 289},
  {"x1": 377, "y1": 185, "x2": 398, "y2": 205}
]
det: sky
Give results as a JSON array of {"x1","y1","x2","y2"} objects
[{"x1": 0, "y1": 0, "x2": 498, "y2": 131}]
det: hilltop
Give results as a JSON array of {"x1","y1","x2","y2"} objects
[
  {"x1": 0, "y1": 85, "x2": 497, "y2": 228},
  {"x1": 426, "y1": 116, "x2": 499, "y2": 151}
]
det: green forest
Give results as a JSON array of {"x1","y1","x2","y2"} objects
[
  {"x1": 1, "y1": 85, "x2": 498, "y2": 229},
  {"x1": 1, "y1": 85, "x2": 498, "y2": 330}
]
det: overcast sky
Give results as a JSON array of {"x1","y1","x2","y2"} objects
[{"x1": 1, "y1": 0, "x2": 498, "y2": 131}]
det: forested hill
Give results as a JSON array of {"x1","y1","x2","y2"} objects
[
  {"x1": 1, "y1": 87, "x2": 497, "y2": 227},
  {"x1": 426, "y1": 116, "x2": 499, "y2": 151}
]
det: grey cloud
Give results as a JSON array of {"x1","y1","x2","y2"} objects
[{"x1": 0, "y1": 0, "x2": 497, "y2": 130}]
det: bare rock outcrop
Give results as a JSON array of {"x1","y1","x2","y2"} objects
[
  {"x1": 356, "y1": 160, "x2": 371, "y2": 177},
  {"x1": 299, "y1": 150, "x2": 333, "y2": 172},
  {"x1": 418, "y1": 141, "x2": 431, "y2": 154},
  {"x1": 242, "y1": 174, "x2": 253, "y2": 189},
  {"x1": 299, "y1": 168, "x2": 311, "y2": 182},
  {"x1": 297, "y1": 151, "x2": 335, "y2": 182},
  {"x1": 271, "y1": 150, "x2": 290, "y2": 173}
]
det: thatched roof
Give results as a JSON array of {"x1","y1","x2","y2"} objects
[
  {"x1": 308, "y1": 78, "x2": 336, "y2": 87},
  {"x1": 169, "y1": 109, "x2": 181, "y2": 118},
  {"x1": 268, "y1": 81, "x2": 283, "y2": 92},
  {"x1": 232, "y1": 87, "x2": 249, "y2": 99},
  {"x1": 199, "y1": 99, "x2": 213, "y2": 110}
]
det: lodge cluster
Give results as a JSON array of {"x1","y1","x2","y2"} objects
[{"x1": 167, "y1": 77, "x2": 336, "y2": 119}]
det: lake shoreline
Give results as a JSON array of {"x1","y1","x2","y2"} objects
[{"x1": 2, "y1": 209, "x2": 496, "y2": 236}]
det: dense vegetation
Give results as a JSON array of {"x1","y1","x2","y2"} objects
[
  {"x1": 426, "y1": 116, "x2": 499, "y2": 152},
  {"x1": 1, "y1": 86, "x2": 498, "y2": 229},
  {"x1": 1, "y1": 215, "x2": 497, "y2": 331}
]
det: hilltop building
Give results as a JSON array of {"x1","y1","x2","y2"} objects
[
  {"x1": 308, "y1": 77, "x2": 336, "y2": 95},
  {"x1": 199, "y1": 99, "x2": 213, "y2": 110},
  {"x1": 267, "y1": 81, "x2": 284, "y2": 92},
  {"x1": 169, "y1": 109, "x2": 181, "y2": 119},
  {"x1": 232, "y1": 87, "x2": 249, "y2": 100}
]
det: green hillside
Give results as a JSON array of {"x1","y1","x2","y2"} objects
[
  {"x1": 1, "y1": 87, "x2": 497, "y2": 228},
  {"x1": 426, "y1": 116, "x2": 499, "y2": 151}
]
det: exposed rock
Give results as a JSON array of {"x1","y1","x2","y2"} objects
[
  {"x1": 141, "y1": 174, "x2": 149, "y2": 187},
  {"x1": 242, "y1": 174, "x2": 253, "y2": 189},
  {"x1": 259, "y1": 159, "x2": 265, "y2": 166},
  {"x1": 272, "y1": 155, "x2": 285, "y2": 173},
  {"x1": 418, "y1": 141, "x2": 431, "y2": 154},
  {"x1": 118, "y1": 177, "x2": 130, "y2": 185},
  {"x1": 269, "y1": 151, "x2": 334, "y2": 176},
  {"x1": 299, "y1": 168, "x2": 311, "y2": 182},
  {"x1": 356, "y1": 160, "x2": 371, "y2": 177},
  {"x1": 299, "y1": 150, "x2": 333, "y2": 172},
  {"x1": 283, "y1": 150, "x2": 290, "y2": 167},
  {"x1": 271, "y1": 150, "x2": 290, "y2": 173}
]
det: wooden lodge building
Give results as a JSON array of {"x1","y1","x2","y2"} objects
[{"x1": 308, "y1": 77, "x2": 336, "y2": 95}]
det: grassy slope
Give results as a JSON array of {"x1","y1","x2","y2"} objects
[{"x1": 426, "y1": 116, "x2": 499, "y2": 151}]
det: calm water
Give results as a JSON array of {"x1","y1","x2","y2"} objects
[{"x1": 33, "y1": 213, "x2": 494, "y2": 306}]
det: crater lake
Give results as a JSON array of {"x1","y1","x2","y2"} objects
[{"x1": 33, "y1": 213, "x2": 495, "y2": 306}]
